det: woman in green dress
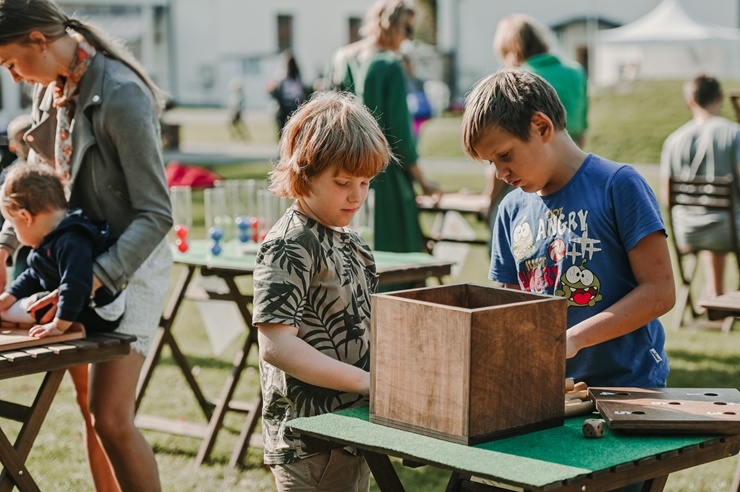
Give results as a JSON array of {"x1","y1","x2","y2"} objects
[{"x1": 328, "y1": 0, "x2": 441, "y2": 253}]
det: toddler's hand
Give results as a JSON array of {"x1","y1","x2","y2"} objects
[{"x1": 29, "y1": 322, "x2": 64, "y2": 339}]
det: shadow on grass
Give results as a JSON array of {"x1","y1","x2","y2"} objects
[
  {"x1": 666, "y1": 349, "x2": 740, "y2": 387},
  {"x1": 153, "y1": 353, "x2": 260, "y2": 372}
]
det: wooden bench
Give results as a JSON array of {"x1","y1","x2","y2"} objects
[{"x1": 0, "y1": 333, "x2": 135, "y2": 492}]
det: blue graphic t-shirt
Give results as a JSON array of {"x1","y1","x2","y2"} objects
[{"x1": 490, "y1": 154, "x2": 670, "y2": 387}]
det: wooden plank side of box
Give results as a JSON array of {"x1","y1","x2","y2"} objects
[
  {"x1": 370, "y1": 294, "x2": 472, "y2": 439},
  {"x1": 469, "y1": 297, "x2": 566, "y2": 437},
  {"x1": 370, "y1": 283, "x2": 567, "y2": 444}
]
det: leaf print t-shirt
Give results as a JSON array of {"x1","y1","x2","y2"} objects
[
  {"x1": 252, "y1": 206, "x2": 378, "y2": 465},
  {"x1": 490, "y1": 154, "x2": 670, "y2": 388}
]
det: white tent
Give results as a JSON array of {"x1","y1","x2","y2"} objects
[{"x1": 593, "y1": 0, "x2": 740, "y2": 85}]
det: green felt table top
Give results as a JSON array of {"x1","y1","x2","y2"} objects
[
  {"x1": 171, "y1": 239, "x2": 450, "y2": 273},
  {"x1": 288, "y1": 406, "x2": 718, "y2": 488}
]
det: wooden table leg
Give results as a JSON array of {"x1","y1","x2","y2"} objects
[
  {"x1": 229, "y1": 396, "x2": 262, "y2": 468},
  {"x1": 361, "y1": 450, "x2": 405, "y2": 492},
  {"x1": 643, "y1": 475, "x2": 668, "y2": 491},
  {"x1": 732, "y1": 455, "x2": 740, "y2": 492},
  {"x1": 195, "y1": 334, "x2": 251, "y2": 464},
  {"x1": 0, "y1": 369, "x2": 65, "y2": 492},
  {"x1": 195, "y1": 274, "x2": 259, "y2": 465},
  {"x1": 445, "y1": 472, "x2": 464, "y2": 492},
  {"x1": 136, "y1": 264, "x2": 196, "y2": 409},
  {"x1": 0, "y1": 431, "x2": 40, "y2": 492},
  {"x1": 137, "y1": 265, "x2": 263, "y2": 466}
]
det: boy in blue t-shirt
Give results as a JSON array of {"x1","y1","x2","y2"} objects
[{"x1": 461, "y1": 69, "x2": 675, "y2": 389}]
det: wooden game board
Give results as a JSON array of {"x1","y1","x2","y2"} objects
[
  {"x1": 0, "y1": 322, "x2": 85, "y2": 351},
  {"x1": 589, "y1": 387, "x2": 740, "y2": 434}
]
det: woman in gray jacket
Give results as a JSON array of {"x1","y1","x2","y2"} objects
[{"x1": 0, "y1": 0, "x2": 172, "y2": 490}]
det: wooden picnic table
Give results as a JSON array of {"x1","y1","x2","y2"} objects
[
  {"x1": 0, "y1": 332, "x2": 135, "y2": 492},
  {"x1": 289, "y1": 406, "x2": 740, "y2": 491},
  {"x1": 416, "y1": 192, "x2": 491, "y2": 249},
  {"x1": 135, "y1": 239, "x2": 454, "y2": 467},
  {"x1": 699, "y1": 290, "x2": 740, "y2": 490}
]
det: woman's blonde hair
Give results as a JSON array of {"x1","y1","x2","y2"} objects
[
  {"x1": 492, "y1": 14, "x2": 551, "y2": 67},
  {"x1": 361, "y1": 0, "x2": 414, "y2": 47},
  {"x1": 269, "y1": 91, "x2": 392, "y2": 198},
  {"x1": 0, "y1": 0, "x2": 168, "y2": 112}
]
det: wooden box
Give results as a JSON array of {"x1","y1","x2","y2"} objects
[{"x1": 370, "y1": 283, "x2": 567, "y2": 444}]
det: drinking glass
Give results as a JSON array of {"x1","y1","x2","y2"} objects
[
  {"x1": 170, "y1": 186, "x2": 192, "y2": 253},
  {"x1": 205, "y1": 186, "x2": 228, "y2": 256}
]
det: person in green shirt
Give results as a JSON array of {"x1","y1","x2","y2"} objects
[{"x1": 493, "y1": 13, "x2": 588, "y2": 147}]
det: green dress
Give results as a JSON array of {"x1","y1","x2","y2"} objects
[{"x1": 334, "y1": 51, "x2": 423, "y2": 253}]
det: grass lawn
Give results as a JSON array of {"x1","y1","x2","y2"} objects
[{"x1": 3, "y1": 79, "x2": 739, "y2": 491}]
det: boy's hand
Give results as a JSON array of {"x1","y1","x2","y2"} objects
[
  {"x1": 359, "y1": 370, "x2": 370, "y2": 397},
  {"x1": 566, "y1": 333, "x2": 579, "y2": 359},
  {"x1": 29, "y1": 321, "x2": 65, "y2": 338}
]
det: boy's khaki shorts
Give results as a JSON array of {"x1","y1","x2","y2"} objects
[{"x1": 271, "y1": 448, "x2": 370, "y2": 492}]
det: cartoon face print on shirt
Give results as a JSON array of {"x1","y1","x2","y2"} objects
[
  {"x1": 512, "y1": 218, "x2": 536, "y2": 262},
  {"x1": 512, "y1": 205, "x2": 606, "y2": 307},
  {"x1": 555, "y1": 260, "x2": 603, "y2": 307}
]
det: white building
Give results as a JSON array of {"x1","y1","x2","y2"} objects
[{"x1": 1, "y1": 0, "x2": 739, "y2": 132}]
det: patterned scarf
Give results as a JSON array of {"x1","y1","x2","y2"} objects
[{"x1": 53, "y1": 31, "x2": 96, "y2": 184}]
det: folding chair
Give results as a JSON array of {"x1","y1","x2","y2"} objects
[{"x1": 666, "y1": 175, "x2": 740, "y2": 330}]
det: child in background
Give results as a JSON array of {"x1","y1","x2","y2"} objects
[
  {"x1": 5, "y1": 114, "x2": 33, "y2": 163},
  {"x1": 462, "y1": 69, "x2": 674, "y2": 389},
  {"x1": 0, "y1": 164, "x2": 125, "y2": 336},
  {"x1": 268, "y1": 49, "x2": 309, "y2": 137},
  {"x1": 0, "y1": 113, "x2": 32, "y2": 172},
  {"x1": 1, "y1": 115, "x2": 34, "y2": 276},
  {"x1": 252, "y1": 91, "x2": 390, "y2": 491}
]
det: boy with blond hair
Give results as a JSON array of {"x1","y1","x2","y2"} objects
[{"x1": 253, "y1": 91, "x2": 390, "y2": 491}]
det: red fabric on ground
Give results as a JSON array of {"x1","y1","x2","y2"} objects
[{"x1": 166, "y1": 161, "x2": 221, "y2": 188}]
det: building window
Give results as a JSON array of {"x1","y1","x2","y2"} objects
[
  {"x1": 349, "y1": 17, "x2": 362, "y2": 43},
  {"x1": 277, "y1": 14, "x2": 293, "y2": 52}
]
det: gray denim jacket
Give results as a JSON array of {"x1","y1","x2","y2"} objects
[{"x1": 0, "y1": 53, "x2": 172, "y2": 295}]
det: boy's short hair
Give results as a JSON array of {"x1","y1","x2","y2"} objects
[
  {"x1": 462, "y1": 69, "x2": 566, "y2": 160},
  {"x1": 684, "y1": 73, "x2": 722, "y2": 109},
  {"x1": 0, "y1": 163, "x2": 67, "y2": 216},
  {"x1": 269, "y1": 91, "x2": 391, "y2": 198}
]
